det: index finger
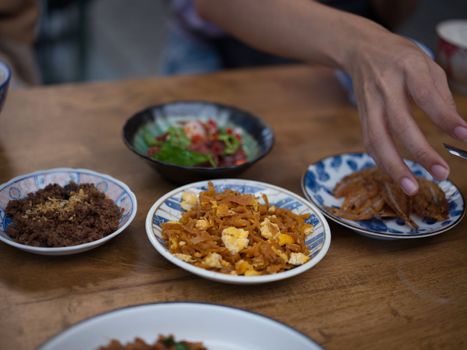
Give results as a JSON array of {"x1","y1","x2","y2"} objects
[{"x1": 406, "y1": 58, "x2": 467, "y2": 140}]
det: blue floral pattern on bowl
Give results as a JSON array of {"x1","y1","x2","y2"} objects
[
  {"x1": 301, "y1": 153, "x2": 465, "y2": 239},
  {"x1": 0, "y1": 168, "x2": 137, "y2": 255},
  {"x1": 146, "y1": 179, "x2": 331, "y2": 284}
]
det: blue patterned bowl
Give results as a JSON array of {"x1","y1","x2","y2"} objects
[
  {"x1": 123, "y1": 101, "x2": 274, "y2": 184},
  {"x1": 146, "y1": 179, "x2": 331, "y2": 284},
  {"x1": 0, "y1": 168, "x2": 137, "y2": 255},
  {"x1": 302, "y1": 152, "x2": 465, "y2": 240},
  {"x1": 0, "y1": 60, "x2": 11, "y2": 114}
]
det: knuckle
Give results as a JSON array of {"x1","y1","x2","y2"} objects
[
  {"x1": 414, "y1": 87, "x2": 432, "y2": 105},
  {"x1": 399, "y1": 52, "x2": 421, "y2": 70},
  {"x1": 412, "y1": 146, "x2": 431, "y2": 163},
  {"x1": 433, "y1": 63, "x2": 447, "y2": 78},
  {"x1": 430, "y1": 60, "x2": 447, "y2": 76}
]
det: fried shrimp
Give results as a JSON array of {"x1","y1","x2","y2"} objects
[{"x1": 328, "y1": 168, "x2": 449, "y2": 228}]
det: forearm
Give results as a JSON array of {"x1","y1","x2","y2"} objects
[
  {"x1": 0, "y1": 0, "x2": 39, "y2": 87},
  {"x1": 195, "y1": 0, "x2": 389, "y2": 71}
]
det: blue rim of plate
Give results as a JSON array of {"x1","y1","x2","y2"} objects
[
  {"x1": 146, "y1": 179, "x2": 331, "y2": 284},
  {"x1": 0, "y1": 60, "x2": 11, "y2": 91},
  {"x1": 0, "y1": 168, "x2": 138, "y2": 252},
  {"x1": 38, "y1": 302, "x2": 324, "y2": 350},
  {"x1": 301, "y1": 152, "x2": 465, "y2": 239}
]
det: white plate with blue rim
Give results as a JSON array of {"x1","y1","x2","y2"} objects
[
  {"x1": 0, "y1": 168, "x2": 137, "y2": 255},
  {"x1": 39, "y1": 302, "x2": 324, "y2": 350},
  {"x1": 146, "y1": 179, "x2": 331, "y2": 284},
  {"x1": 301, "y1": 152, "x2": 465, "y2": 240}
]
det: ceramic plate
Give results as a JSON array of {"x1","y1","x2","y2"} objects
[
  {"x1": 0, "y1": 168, "x2": 137, "y2": 255},
  {"x1": 146, "y1": 179, "x2": 331, "y2": 284},
  {"x1": 302, "y1": 152, "x2": 465, "y2": 240},
  {"x1": 39, "y1": 302, "x2": 323, "y2": 350}
]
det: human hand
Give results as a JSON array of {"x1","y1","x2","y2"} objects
[
  {"x1": 194, "y1": 0, "x2": 466, "y2": 196},
  {"x1": 347, "y1": 30, "x2": 467, "y2": 195}
]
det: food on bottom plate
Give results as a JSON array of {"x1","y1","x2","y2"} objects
[
  {"x1": 5, "y1": 182, "x2": 122, "y2": 247},
  {"x1": 328, "y1": 167, "x2": 449, "y2": 229},
  {"x1": 143, "y1": 119, "x2": 248, "y2": 167},
  {"x1": 162, "y1": 182, "x2": 313, "y2": 275},
  {"x1": 98, "y1": 334, "x2": 207, "y2": 350}
]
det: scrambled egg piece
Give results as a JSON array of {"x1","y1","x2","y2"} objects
[
  {"x1": 288, "y1": 252, "x2": 310, "y2": 266},
  {"x1": 260, "y1": 218, "x2": 280, "y2": 239},
  {"x1": 303, "y1": 224, "x2": 313, "y2": 235},
  {"x1": 195, "y1": 218, "x2": 210, "y2": 230},
  {"x1": 278, "y1": 233, "x2": 295, "y2": 246},
  {"x1": 235, "y1": 260, "x2": 261, "y2": 276},
  {"x1": 203, "y1": 253, "x2": 223, "y2": 269},
  {"x1": 272, "y1": 246, "x2": 288, "y2": 262},
  {"x1": 181, "y1": 191, "x2": 197, "y2": 210},
  {"x1": 169, "y1": 237, "x2": 178, "y2": 250},
  {"x1": 235, "y1": 260, "x2": 252, "y2": 274},
  {"x1": 174, "y1": 253, "x2": 194, "y2": 263},
  {"x1": 221, "y1": 227, "x2": 249, "y2": 254}
]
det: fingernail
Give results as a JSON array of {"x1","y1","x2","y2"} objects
[
  {"x1": 454, "y1": 126, "x2": 467, "y2": 140},
  {"x1": 400, "y1": 177, "x2": 418, "y2": 196},
  {"x1": 431, "y1": 164, "x2": 449, "y2": 180}
]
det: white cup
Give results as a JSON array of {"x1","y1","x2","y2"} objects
[{"x1": 436, "y1": 19, "x2": 467, "y2": 95}]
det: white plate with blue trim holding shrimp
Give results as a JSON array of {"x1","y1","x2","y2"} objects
[{"x1": 301, "y1": 152, "x2": 465, "y2": 240}]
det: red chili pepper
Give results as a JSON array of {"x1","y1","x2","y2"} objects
[
  {"x1": 157, "y1": 133, "x2": 168, "y2": 142},
  {"x1": 205, "y1": 119, "x2": 218, "y2": 136},
  {"x1": 208, "y1": 119, "x2": 217, "y2": 128},
  {"x1": 211, "y1": 141, "x2": 224, "y2": 155},
  {"x1": 191, "y1": 134, "x2": 203, "y2": 143},
  {"x1": 226, "y1": 128, "x2": 233, "y2": 135},
  {"x1": 147, "y1": 146, "x2": 160, "y2": 157},
  {"x1": 235, "y1": 133, "x2": 241, "y2": 141}
]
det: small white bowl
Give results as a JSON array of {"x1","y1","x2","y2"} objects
[
  {"x1": 0, "y1": 168, "x2": 137, "y2": 255},
  {"x1": 436, "y1": 19, "x2": 467, "y2": 94},
  {"x1": 146, "y1": 179, "x2": 331, "y2": 284}
]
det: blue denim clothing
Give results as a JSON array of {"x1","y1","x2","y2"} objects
[{"x1": 159, "y1": 21, "x2": 222, "y2": 75}]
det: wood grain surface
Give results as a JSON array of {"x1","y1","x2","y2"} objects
[{"x1": 0, "y1": 66, "x2": 466, "y2": 350}]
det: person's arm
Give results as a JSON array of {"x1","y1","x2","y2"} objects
[
  {"x1": 0, "y1": 0, "x2": 40, "y2": 87},
  {"x1": 195, "y1": 0, "x2": 466, "y2": 195}
]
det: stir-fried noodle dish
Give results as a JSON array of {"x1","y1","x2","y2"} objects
[{"x1": 162, "y1": 182, "x2": 313, "y2": 276}]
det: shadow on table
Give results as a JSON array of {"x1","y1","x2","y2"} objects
[
  {"x1": 0, "y1": 141, "x2": 15, "y2": 183},
  {"x1": 0, "y1": 223, "x2": 147, "y2": 293}
]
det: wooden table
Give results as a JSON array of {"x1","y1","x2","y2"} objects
[{"x1": 1, "y1": 66, "x2": 466, "y2": 350}]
